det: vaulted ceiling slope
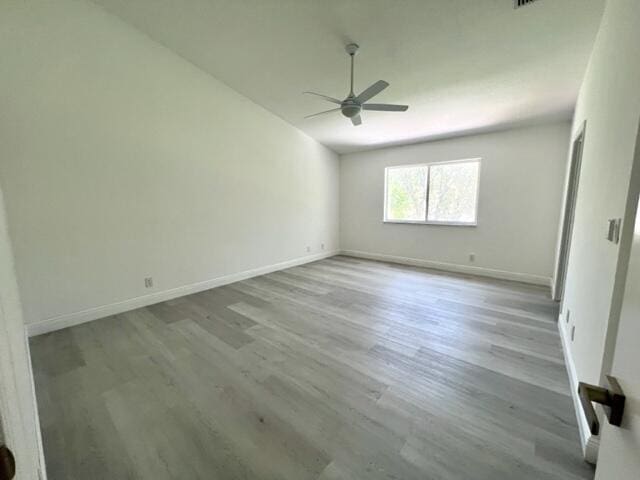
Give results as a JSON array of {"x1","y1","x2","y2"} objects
[{"x1": 90, "y1": 0, "x2": 604, "y2": 154}]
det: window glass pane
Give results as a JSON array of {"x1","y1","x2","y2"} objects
[
  {"x1": 386, "y1": 166, "x2": 428, "y2": 221},
  {"x1": 427, "y1": 161, "x2": 479, "y2": 223}
]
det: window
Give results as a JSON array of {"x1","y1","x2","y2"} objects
[{"x1": 384, "y1": 159, "x2": 480, "y2": 225}]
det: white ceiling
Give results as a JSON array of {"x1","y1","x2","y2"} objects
[{"x1": 90, "y1": 0, "x2": 604, "y2": 154}]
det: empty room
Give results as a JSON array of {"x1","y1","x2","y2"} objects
[{"x1": 1, "y1": 0, "x2": 640, "y2": 479}]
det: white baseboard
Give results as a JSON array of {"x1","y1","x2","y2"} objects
[
  {"x1": 26, "y1": 251, "x2": 339, "y2": 337},
  {"x1": 340, "y1": 249, "x2": 552, "y2": 286},
  {"x1": 557, "y1": 317, "x2": 599, "y2": 464}
]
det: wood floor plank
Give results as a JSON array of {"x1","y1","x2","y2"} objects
[{"x1": 30, "y1": 256, "x2": 593, "y2": 479}]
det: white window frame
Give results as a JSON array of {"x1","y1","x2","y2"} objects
[{"x1": 383, "y1": 158, "x2": 481, "y2": 226}]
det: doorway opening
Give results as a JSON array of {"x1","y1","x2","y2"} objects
[{"x1": 554, "y1": 121, "x2": 586, "y2": 302}]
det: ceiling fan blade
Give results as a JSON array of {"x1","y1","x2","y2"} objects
[
  {"x1": 362, "y1": 103, "x2": 409, "y2": 112},
  {"x1": 303, "y1": 91, "x2": 342, "y2": 105},
  {"x1": 351, "y1": 114, "x2": 362, "y2": 126},
  {"x1": 355, "y1": 80, "x2": 389, "y2": 103},
  {"x1": 305, "y1": 107, "x2": 341, "y2": 119}
]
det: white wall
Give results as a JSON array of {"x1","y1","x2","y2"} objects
[
  {"x1": 340, "y1": 122, "x2": 571, "y2": 285},
  {"x1": 558, "y1": 0, "x2": 640, "y2": 438},
  {"x1": 0, "y1": 0, "x2": 339, "y2": 330}
]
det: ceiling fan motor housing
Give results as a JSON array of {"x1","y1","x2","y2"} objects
[{"x1": 341, "y1": 102, "x2": 361, "y2": 118}]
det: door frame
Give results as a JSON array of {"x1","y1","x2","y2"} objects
[
  {"x1": 553, "y1": 121, "x2": 586, "y2": 302},
  {"x1": 599, "y1": 119, "x2": 640, "y2": 383},
  {"x1": 592, "y1": 118, "x2": 640, "y2": 477},
  {"x1": 0, "y1": 187, "x2": 46, "y2": 480}
]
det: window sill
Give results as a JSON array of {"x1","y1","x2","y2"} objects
[{"x1": 383, "y1": 220, "x2": 477, "y2": 227}]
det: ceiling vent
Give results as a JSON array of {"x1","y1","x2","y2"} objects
[{"x1": 514, "y1": 0, "x2": 538, "y2": 8}]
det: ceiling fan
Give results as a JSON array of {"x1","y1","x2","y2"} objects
[{"x1": 304, "y1": 43, "x2": 409, "y2": 126}]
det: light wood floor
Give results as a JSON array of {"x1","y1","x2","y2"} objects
[{"x1": 30, "y1": 256, "x2": 593, "y2": 479}]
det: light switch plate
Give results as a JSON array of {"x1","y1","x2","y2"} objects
[{"x1": 607, "y1": 218, "x2": 621, "y2": 244}]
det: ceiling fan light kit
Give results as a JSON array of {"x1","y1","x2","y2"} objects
[{"x1": 304, "y1": 43, "x2": 409, "y2": 126}]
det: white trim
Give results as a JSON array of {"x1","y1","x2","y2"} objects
[
  {"x1": 26, "y1": 251, "x2": 339, "y2": 337},
  {"x1": 24, "y1": 333, "x2": 48, "y2": 479},
  {"x1": 557, "y1": 316, "x2": 599, "y2": 464},
  {"x1": 383, "y1": 220, "x2": 477, "y2": 227},
  {"x1": 340, "y1": 249, "x2": 551, "y2": 286},
  {"x1": 552, "y1": 121, "x2": 586, "y2": 301}
]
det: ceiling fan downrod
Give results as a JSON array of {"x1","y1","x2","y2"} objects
[{"x1": 346, "y1": 43, "x2": 359, "y2": 98}]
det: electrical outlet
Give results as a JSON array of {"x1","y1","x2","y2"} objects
[
  {"x1": 571, "y1": 325, "x2": 576, "y2": 342},
  {"x1": 144, "y1": 277, "x2": 153, "y2": 288},
  {"x1": 566, "y1": 309, "x2": 571, "y2": 324},
  {"x1": 321, "y1": 243, "x2": 325, "y2": 250},
  {"x1": 306, "y1": 246, "x2": 311, "y2": 253},
  {"x1": 469, "y1": 252, "x2": 475, "y2": 262}
]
